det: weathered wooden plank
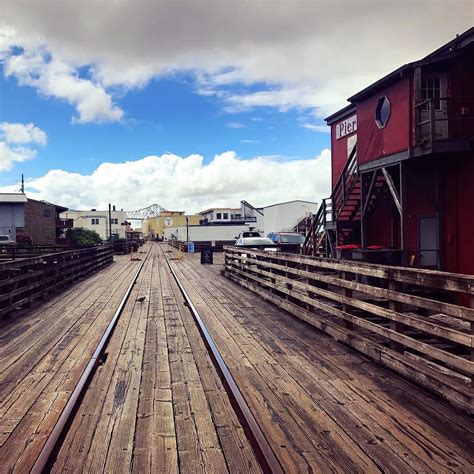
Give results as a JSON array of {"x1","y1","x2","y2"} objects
[
  {"x1": 229, "y1": 252, "x2": 474, "y2": 322},
  {"x1": 224, "y1": 246, "x2": 474, "y2": 294},
  {"x1": 223, "y1": 270, "x2": 472, "y2": 413},
  {"x1": 226, "y1": 263, "x2": 472, "y2": 375}
]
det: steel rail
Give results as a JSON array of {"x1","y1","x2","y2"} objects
[
  {"x1": 165, "y1": 252, "x2": 284, "y2": 474},
  {"x1": 31, "y1": 255, "x2": 148, "y2": 474}
]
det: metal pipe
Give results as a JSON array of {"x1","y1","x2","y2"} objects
[
  {"x1": 31, "y1": 256, "x2": 147, "y2": 473},
  {"x1": 165, "y1": 253, "x2": 283, "y2": 474}
]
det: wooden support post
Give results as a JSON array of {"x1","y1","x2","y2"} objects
[
  {"x1": 399, "y1": 162, "x2": 408, "y2": 266},
  {"x1": 341, "y1": 271, "x2": 353, "y2": 330},
  {"x1": 389, "y1": 280, "x2": 404, "y2": 353},
  {"x1": 470, "y1": 294, "x2": 474, "y2": 390}
]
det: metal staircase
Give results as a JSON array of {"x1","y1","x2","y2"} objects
[
  {"x1": 303, "y1": 145, "x2": 388, "y2": 257},
  {"x1": 303, "y1": 147, "x2": 359, "y2": 257}
]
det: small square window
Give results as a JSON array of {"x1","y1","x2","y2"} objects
[
  {"x1": 216, "y1": 213, "x2": 222, "y2": 219},
  {"x1": 223, "y1": 213, "x2": 228, "y2": 219}
]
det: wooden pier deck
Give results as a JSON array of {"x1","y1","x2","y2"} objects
[{"x1": 0, "y1": 243, "x2": 472, "y2": 472}]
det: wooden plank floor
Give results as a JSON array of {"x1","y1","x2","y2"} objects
[
  {"x1": 52, "y1": 243, "x2": 259, "y2": 473},
  {"x1": 2, "y1": 242, "x2": 473, "y2": 472},
  {"x1": 0, "y1": 249, "x2": 144, "y2": 472},
  {"x1": 167, "y1": 246, "x2": 474, "y2": 473}
]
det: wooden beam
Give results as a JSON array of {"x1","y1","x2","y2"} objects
[
  {"x1": 361, "y1": 171, "x2": 377, "y2": 218},
  {"x1": 382, "y1": 167, "x2": 402, "y2": 215}
]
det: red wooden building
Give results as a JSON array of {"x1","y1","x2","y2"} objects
[{"x1": 305, "y1": 28, "x2": 474, "y2": 275}]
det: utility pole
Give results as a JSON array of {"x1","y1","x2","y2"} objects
[
  {"x1": 186, "y1": 216, "x2": 189, "y2": 242},
  {"x1": 108, "y1": 203, "x2": 113, "y2": 242},
  {"x1": 20, "y1": 174, "x2": 24, "y2": 193}
]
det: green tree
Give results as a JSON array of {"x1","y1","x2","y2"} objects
[{"x1": 66, "y1": 228, "x2": 103, "y2": 245}]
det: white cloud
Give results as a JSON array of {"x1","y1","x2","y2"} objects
[
  {"x1": 1, "y1": 150, "x2": 331, "y2": 212},
  {"x1": 302, "y1": 123, "x2": 330, "y2": 133},
  {"x1": 0, "y1": 2, "x2": 471, "y2": 120},
  {"x1": 0, "y1": 122, "x2": 47, "y2": 145},
  {"x1": 0, "y1": 121, "x2": 47, "y2": 170},
  {"x1": 240, "y1": 139, "x2": 259, "y2": 144},
  {"x1": 226, "y1": 121, "x2": 245, "y2": 129},
  {"x1": 2, "y1": 49, "x2": 123, "y2": 123},
  {"x1": 0, "y1": 142, "x2": 36, "y2": 171}
]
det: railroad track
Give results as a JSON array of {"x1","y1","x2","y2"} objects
[{"x1": 30, "y1": 245, "x2": 283, "y2": 473}]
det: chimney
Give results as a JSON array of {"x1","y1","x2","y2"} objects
[{"x1": 113, "y1": 205, "x2": 116, "y2": 211}]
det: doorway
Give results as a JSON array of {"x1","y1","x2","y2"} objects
[{"x1": 419, "y1": 215, "x2": 439, "y2": 268}]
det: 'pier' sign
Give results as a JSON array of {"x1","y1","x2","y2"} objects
[{"x1": 336, "y1": 115, "x2": 357, "y2": 139}]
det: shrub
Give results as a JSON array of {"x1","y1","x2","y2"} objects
[{"x1": 66, "y1": 228, "x2": 102, "y2": 245}]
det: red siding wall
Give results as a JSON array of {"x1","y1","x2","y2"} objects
[
  {"x1": 443, "y1": 154, "x2": 474, "y2": 275},
  {"x1": 357, "y1": 78, "x2": 411, "y2": 165},
  {"x1": 330, "y1": 113, "x2": 357, "y2": 189},
  {"x1": 405, "y1": 162, "x2": 438, "y2": 264}
]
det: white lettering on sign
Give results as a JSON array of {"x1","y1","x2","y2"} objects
[{"x1": 336, "y1": 115, "x2": 357, "y2": 140}]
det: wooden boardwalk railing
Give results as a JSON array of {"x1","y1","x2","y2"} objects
[
  {"x1": 0, "y1": 244, "x2": 100, "y2": 261},
  {"x1": 168, "y1": 239, "x2": 234, "y2": 252},
  {"x1": 0, "y1": 245, "x2": 113, "y2": 318},
  {"x1": 223, "y1": 247, "x2": 473, "y2": 413}
]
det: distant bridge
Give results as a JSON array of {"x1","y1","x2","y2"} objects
[{"x1": 125, "y1": 204, "x2": 166, "y2": 220}]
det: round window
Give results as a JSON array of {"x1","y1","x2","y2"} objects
[{"x1": 375, "y1": 96, "x2": 391, "y2": 128}]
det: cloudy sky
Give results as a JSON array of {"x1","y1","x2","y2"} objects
[{"x1": 0, "y1": 0, "x2": 472, "y2": 212}]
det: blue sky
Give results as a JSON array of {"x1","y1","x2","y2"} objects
[
  {"x1": 0, "y1": 69, "x2": 330, "y2": 187},
  {"x1": 0, "y1": 2, "x2": 471, "y2": 212}
]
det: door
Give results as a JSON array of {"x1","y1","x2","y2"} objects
[
  {"x1": 419, "y1": 215, "x2": 439, "y2": 268},
  {"x1": 420, "y1": 74, "x2": 448, "y2": 140}
]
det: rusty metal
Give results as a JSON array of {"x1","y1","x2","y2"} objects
[
  {"x1": 31, "y1": 257, "x2": 147, "y2": 474},
  {"x1": 165, "y1": 256, "x2": 283, "y2": 474}
]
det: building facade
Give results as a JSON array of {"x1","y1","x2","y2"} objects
[
  {"x1": 24, "y1": 199, "x2": 69, "y2": 245},
  {"x1": 309, "y1": 28, "x2": 474, "y2": 275},
  {"x1": 143, "y1": 211, "x2": 200, "y2": 239},
  {"x1": 263, "y1": 200, "x2": 318, "y2": 236},
  {"x1": 61, "y1": 208, "x2": 127, "y2": 240},
  {"x1": 0, "y1": 193, "x2": 27, "y2": 241}
]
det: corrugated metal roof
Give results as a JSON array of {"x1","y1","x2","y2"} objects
[{"x1": 0, "y1": 193, "x2": 28, "y2": 203}]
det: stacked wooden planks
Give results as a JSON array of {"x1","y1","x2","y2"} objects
[
  {"x1": 0, "y1": 251, "x2": 142, "y2": 472},
  {"x1": 0, "y1": 245, "x2": 113, "y2": 318},
  {"x1": 169, "y1": 248, "x2": 473, "y2": 472},
  {"x1": 223, "y1": 247, "x2": 473, "y2": 413},
  {"x1": 51, "y1": 243, "x2": 260, "y2": 473}
]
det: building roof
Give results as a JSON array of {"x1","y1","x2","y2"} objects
[
  {"x1": 347, "y1": 28, "x2": 473, "y2": 104},
  {"x1": 27, "y1": 198, "x2": 68, "y2": 212},
  {"x1": 326, "y1": 27, "x2": 474, "y2": 120},
  {"x1": 0, "y1": 193, "x2": 28, "y2": 203},
  {"x1": 263, "y1": 199, "x2": 318, "y2": 209},
  {"x1": 325, "y1": 104, "x2": 357, "y2": 125},
  {"x1": 199, "y1": 208, "x2": 241, "y2": 215}
]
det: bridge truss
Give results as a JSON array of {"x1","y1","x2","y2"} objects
[{"x1": 125, "y1": 203, "x2": 166, "y2": 220}]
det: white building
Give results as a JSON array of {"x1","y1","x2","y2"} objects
[
  {"x1": 263, "y1": 200, "x2": 318, "y2": 236},
  {"x1": 61, "y1": 207, "x2": 127, "y2": 240},
  {"x1": 164, "y1": 224, "x2": 249, "y2": 242},
  {"x1": 199, "y1": 208, "x2": 242, "y2": 225},
  {"x1": 199, "y1": 201, "x2": 264, "y2": 234},
  {"x1": 0, "y1": 193, "x2": 27, "y2": 240}
]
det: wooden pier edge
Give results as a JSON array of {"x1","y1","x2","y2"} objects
[
  {"x1": 222, "y1": 247, "x2": 473, "y2": 414},
  {"x1": 0, "y1": 245, "x2": 114, "y2": 318}
]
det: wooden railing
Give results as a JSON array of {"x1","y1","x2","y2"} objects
[
  {"x1": 0, "y1": 245, "x2": 113, "y2": 318},
  {"x1": 223, "y1": 247, "x2": 473, "y2": 413},
  {"x1": 168, "y1": 239, "x2": 235, "y2": 252},
  {"x1": 415, "y1": 96, "x2": 474, "y2": 146},
  {"x1": 0, "y1": 244, "x2": 99, "y2": 261},
  {"x1": 332, "y1": 144, "x2": 359, "y2": 221},
  {"x1": 302, "y1": 199, "x2": 333, "y2": 257}
]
